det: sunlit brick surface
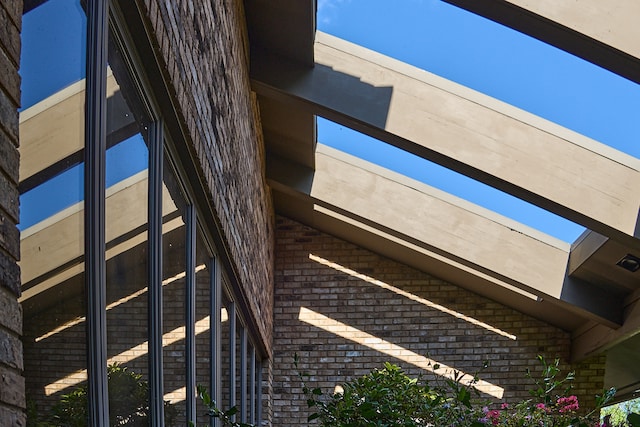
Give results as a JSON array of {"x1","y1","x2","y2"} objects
[{"x1": 272, "y1": 216, "x2": 605, "y2": 426}]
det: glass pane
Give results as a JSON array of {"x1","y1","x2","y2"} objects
[
  {"x1": 163, "y1": 159, "x2": 189, "y2": 424},
  {"x1": 20, "y1": 0, "x2": 87, "y2": 424},
  {"x1": 105, "y1": 28, "x2": 152, "y2": 425},
  {"x1": 220, "y1": 294, "x2": 233, "y2": 414},
  {"x1": 195, "y1": 231, "x2": 212, "y2": 425},
  {"x1": 247, "y1": 343, "x2": 256, "y2": 424},
  {"x1": 236, "y1": 320, "x2": 244, "y2": 423}
]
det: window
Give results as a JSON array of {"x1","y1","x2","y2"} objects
[
  {"x1": 20, "y1": 0, "x2": 87, "y2": 419},
  {"x1": 19, "y1": 1, "x2": 263, "y2": 425}
]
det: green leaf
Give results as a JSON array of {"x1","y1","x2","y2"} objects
[{"x1": 224, "y1": 406, "x2": 238, "y2": 416}]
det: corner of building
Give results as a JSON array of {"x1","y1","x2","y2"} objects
[{"x1": 0, "y1": 0, "x2": 26, "y2": 425}]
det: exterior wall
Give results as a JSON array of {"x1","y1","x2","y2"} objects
[
  {"x1": 0, "y1": 1, "x2": 25, "y2": 426},
  {"x1": 136, "y1": 0, "x2": 274, "y2": 349},
  {"x1": 272, "y1": 216, "x2": 605, "y2": 425}
]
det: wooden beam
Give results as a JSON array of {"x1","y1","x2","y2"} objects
[
  {"x1": 268, "y1": 145, "x2": 623, "y2": 326},
  {"x1": 252, "y1": 32, "x2": 640, "y2": 244}
]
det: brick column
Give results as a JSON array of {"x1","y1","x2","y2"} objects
[{"x1": 0, "y1": 1, "x2": 25, "y2": 426}]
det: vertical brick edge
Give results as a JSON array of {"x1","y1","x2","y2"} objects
[{"x1": 0, "y1": 1, "x2": 25, "y2": 426}]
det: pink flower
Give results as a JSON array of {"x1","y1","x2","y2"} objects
[
  {"x1": 557, "y1": 395, "x2": 579, "y2": 413},
  {"x1": 486, "y1": 409, "x2": 501, "y2": 426},
  {"x1": 501, "y1": 403, "x2": 509, "y2": 410}
]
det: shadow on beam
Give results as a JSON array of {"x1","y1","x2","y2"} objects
[{"x1": 251, "y1": 49, "x2": 393, "y2": 132}]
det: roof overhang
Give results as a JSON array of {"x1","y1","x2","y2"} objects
[
  {"x1": 253, "y1": 32, "x2": 640, "y2": 245},
  {"x1": 244, "y1": 0, "x2": 639, "y2": 392}
]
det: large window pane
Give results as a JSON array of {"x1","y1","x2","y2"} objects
[
  {"x1": 247, "y1": 342, "x2": 256, "y2": 425},
  {"x1": 195, "y1": 230, "x2": 213, "y2": 425},
  {"x1": 105, "y1": 28, "x2": 153, "y2": 425},
  {"x1": 236, "y1": 321, "x2": 245, "y2": 423},
  {"x1": 221, "y1": 293, "x2": 233, "y2": 415},
  {"x1": 163, "y1": 159, "x2": 189, "y2": 424},
  {"x1": 19, "y1": 0, "x2": 87, "y2": 424}
]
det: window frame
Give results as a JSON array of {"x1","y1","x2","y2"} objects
[{"x1": 19, "y1": 1, "x2": 267, "y2": 424}]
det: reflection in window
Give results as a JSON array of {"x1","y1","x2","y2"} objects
[
  {"x1": 221, "y1": 293, "x2": 233, "y2": 416},
  {"x1": 105, "y1": 28, "x2": 153, "y2": 424},
  {"x1": 163, "y1": 158, "x2": 189, "y2": 423},
  {"x1": 19, "y1": 0, "x2": 88, "y2": 423},
  {"x1": 195, "y1": 230, "x2": 213, "y2": 425},
  {"x1": 236, "y1": 320, "x2": 244, "y2": 422},
  {"x1": 21, "y1": 0, "x2": 86, "y2": 110},
  {"x1": 247, "y1": 342, "x2": 256, "y2": 424},
  {"x1": 19, "y1": 1, "x2": 265, "y2": 425}
]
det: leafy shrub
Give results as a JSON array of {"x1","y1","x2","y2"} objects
[
  {"x1": 296, "y1": 354, "x2": 634, "y2": 427},
  {"x1": 189, "y1": 385, "x2": 255, "y2": 427},
  {"x1": 296, "y1": 354, "x2": 487, "y2": 426},
  {"x1": 28, "y1": 363, "x2": 175, "y2": 426},
  {"x1": 191, "y1": 354, "x2": 640, "y2": 427}
]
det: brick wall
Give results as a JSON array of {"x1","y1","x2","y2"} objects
[
  {"x1": 0, "y1": 0, "x2": 25, "y2": 426},
  {"x1": 135, "y1": 0, "x2": 274, "y2": 352},
  {"x1": 272, "y1": 216, "x2": 605, "y2": 425}
]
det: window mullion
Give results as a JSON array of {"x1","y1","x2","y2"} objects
[
  {"x1": 84, "y1": 0, "x2": 109, "y2": 425},
  {"x1": 148, "y1": 122, "x2": 165, "y2": 426}
]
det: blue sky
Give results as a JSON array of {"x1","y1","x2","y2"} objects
[
  {"x1": 19, "y1": 0, "x2": 639, "y2": 242},
  {"x1": 316, "y1": 0, "x2": 640, "y2": 243},
  {"x1": 19, "y1": 0, "x2": 148, "y2": 230}
]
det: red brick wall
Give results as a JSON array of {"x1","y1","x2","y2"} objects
[
  {"x1": 272, "y1": 216, "x2": 605, "y2": 426},
  {"x1": 136, "y1": 0, "x2": 274, "y2": 352},
  {"x1": 0, "y1": 0, "x2": 25, "y2": 425}
]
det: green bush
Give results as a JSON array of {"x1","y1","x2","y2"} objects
[
  {"x1": 28, "y1": 363, "x2": 175, "y2": 427},
  {"x1": 296, "y1": 354, "x2": 487, "y2": 427},
  {"x1": 192, "y1": 354, "x2": 640, "y2": 427},
  {"x1": 189, "y1": 385, "x2": 255, "y2": 427},
  {"x1": 296, "y1": 354, "x2": 632, "y2": 427}
]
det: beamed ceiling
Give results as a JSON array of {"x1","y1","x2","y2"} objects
[{"x1": 243, "y1": 0, "x2": 640, "y2": 398}]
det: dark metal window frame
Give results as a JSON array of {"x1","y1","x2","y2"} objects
[
  {"x1": 81, "y1": 1, "x2": 265, "y2": 425},
  {"x1": 84, "y1": 0, "x2": 109, "y2": 425}
]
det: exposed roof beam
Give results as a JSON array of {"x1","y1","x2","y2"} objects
[
  {"x1": 444, "y1": 0, "x2": 640, "y2": 84},
  {"x1": 267, "y1": 144, "x2": 623, "y2": 327},
  {"x1": 252, "y1": 32, "x2": 640, "y2": 245}
]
